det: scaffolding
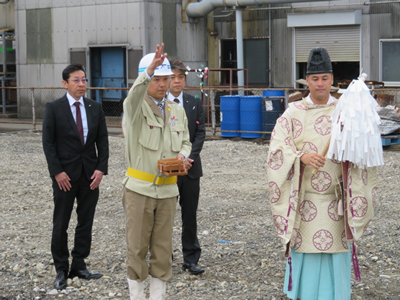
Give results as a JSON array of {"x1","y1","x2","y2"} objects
[{"x1": 0, "y1": 28, "x2": 16, "y2": 115}]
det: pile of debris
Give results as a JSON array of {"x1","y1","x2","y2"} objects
[{"x1": 377, "y1": 105, "x2": 400, "y2": 135}]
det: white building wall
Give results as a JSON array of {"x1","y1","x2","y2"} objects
[
  {"x1": 0, "y1": 0, "x2": 15, "y2": 28},
  {"x1": 15, "y1": 0, "x2": 146, "y2": 88}
]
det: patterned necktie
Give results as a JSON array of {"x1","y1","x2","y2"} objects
[
  {"x1": 174, "y1": 98, "x2": 180, "y2": 104},
  {"x1": 74, "y1": 102, "x2": 84, "y2": 145}
]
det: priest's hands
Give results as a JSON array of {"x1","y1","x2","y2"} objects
[{"x1": 300, "y1": 153, "x2": 326, "y2": 169}]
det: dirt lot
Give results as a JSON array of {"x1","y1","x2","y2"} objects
[{"x1": 0, "y1": 131, "x2": 399, "y2": 299}]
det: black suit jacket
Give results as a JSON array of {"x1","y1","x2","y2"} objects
[
  {"x1": 182, "y1": 93, "x2": 206, "y2": 179},
  {"x1": 42, "y1": 94, "x2": 109, "y2": 182}
]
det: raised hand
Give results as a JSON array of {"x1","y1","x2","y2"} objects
[{"x1": 147, "y1": 43, "x2": 168, "y2": 77}]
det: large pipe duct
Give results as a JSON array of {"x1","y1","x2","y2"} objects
[
  {"x1": 187, "y1": 0, "x2": 333, "y2": 18},
  {"x1": 187, "y1": 0, "x2": 334, "y2": 88}
]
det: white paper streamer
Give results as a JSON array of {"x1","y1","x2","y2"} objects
[{"x1": 327, "y1": 73, "x2": 384, "y2": 168}]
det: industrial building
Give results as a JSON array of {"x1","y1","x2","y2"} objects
[{"x1": 0, "y1": 0, "x2": 399, "y2": 118}]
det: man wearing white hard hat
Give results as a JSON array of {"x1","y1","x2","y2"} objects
[{"x1": 122, "y1": 44, "x2": 191, "y2": 299}]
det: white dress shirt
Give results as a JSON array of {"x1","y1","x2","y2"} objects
[
  {"x1": 67, "y1": 93, "x2": 88, "y2": 144},
  {"x1": 167, "y1": 92, "x2": 184, "y2": 108}
]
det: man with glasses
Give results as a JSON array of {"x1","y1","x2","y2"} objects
[
  {"x1": 122, "y1": 44, "x2": 191, "y2": 299},
  {"x1": 167, "y1": 59, "x2": 206, "y2": 275},
  {"x1": 42, "y1": 63, "x2": 109, "y2": 290}
]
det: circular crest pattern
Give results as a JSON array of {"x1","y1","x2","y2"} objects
[
  {"x1": 278, "y1": 117, "x2": 290, "y2": 134},
  {"x1": 268, "y1": 181, "x2": 281, "y2": 204},
  {"x1": 341, "y1": 231, "x2": 349, "y2": 249},
  {"x1": 292, "y1": 118, "x2": 303, "y2": 139},
  {"x1": 350, "y1": 196, "x2": 368, "y2": 218},
  {"x1": 348, "y1": 172, "x2": 352, "y2": 187},
  {"x1": 273, "y1": 215, "x2": 288, "y2": 236},
  {"x1": 313, "y1": 229, "x2": 333, "y2": 251},
  {"x1": 268, "y1": 149, "x2": 284, "y2": 170},
  {"x1": 299, "y1": 200, "x2": 318, "y2": 222},
  {"x1": 293, "y1": 101, "x2": 306, "y2": 110},
  {"x1": 361, "y1": 169, "x2": 368, "y2": 186},
  {"x1": 301, "y1": 142, "x2": 318, "y2": 154},
  {"x1": 328, "y1": 200, "x2": 343, "y2": 221},
  {"x1": 284, "y1": 137, "x2": 294, "y2": 147},
  {"x1": 311, "y1": 171, "x2": 332, "y2": 192},
  {"x1": 314, "y1": 115, "x2": 332, "y2": 136},
  {"x1": 289, "y1": 190, "x2": 299, "y2": 211},
  {"x1": 291, "y1": 228, "x2": 302, "y2": 250},
  {"x1": 287, "y1": 165, "x2": 295, "y2": 180},
  {"x1": 372, "y1": 187, "x2": 378, "y2": 205}
]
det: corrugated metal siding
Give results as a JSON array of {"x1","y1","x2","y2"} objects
[
  {"x1": 271, "y1": 18, "x2": 292, "y2": 87},
  {"x1": 53, "y1": 8, "x2": 68, "y2": 63},
  {"x1": 175, "y1": 4, "x2": 207, "y2": 62},
  {"x1": 369, "y1": 13, "x2": 392, "y2": 81},
  {"x1": 163, "y1": 3, "x2": 177, "y2": 58},
  {"x1": 145, "y1": 2, "x2": 162, "y2": 50},
  {"x1": 295, "y1": 26, "x2": 360, "y2": 62},
  {"x1": 26, "y1": 9, "x2": 53, "y2": 64},
  {"x1": 214, "y1": 8, "x2": 270, "y2": 39},
  {"x1": 0, "y1": 1, "x2": 15, "y2": 28}
]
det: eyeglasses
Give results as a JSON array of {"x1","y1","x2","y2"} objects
[{"x1": 68, "y1": 78, "x2": 88, "y2": 84}]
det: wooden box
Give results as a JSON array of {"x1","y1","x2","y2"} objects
[{"x1": 157, "y1": 159, "x2": 187, "y2": 176}]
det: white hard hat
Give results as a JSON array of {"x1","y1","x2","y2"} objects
[{"x1": 138, "y1": 53, "x2": 173, "y2": 77}]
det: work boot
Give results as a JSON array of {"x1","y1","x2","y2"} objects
[
  {"x1": 149, "y1": 277, "x2": 166, "y2": 300},
  {"x1": 127, "y1": 278, "x2": 146, "y2": 300}
]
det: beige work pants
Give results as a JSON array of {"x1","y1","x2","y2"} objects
[{"x1": 122, "y1": 187, "x2": 177, "y2": 281}]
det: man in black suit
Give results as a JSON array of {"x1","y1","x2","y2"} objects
[
  {"x1": 168, "y1": 59, "x2": 206, "y2": 275},
  {"x1": 42, "y1": 63, "x2": 109, "y2": 290}
]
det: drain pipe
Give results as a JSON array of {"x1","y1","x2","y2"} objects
[
  {"x1": 187, "y1": 0, "x2": 334, "y2": 87},
  {"x1": 236, "y1": 7, "x2": 245, "y2": 93},
  {"x1": 186, "y1": 0, "x2": 333, "y2": 19}
]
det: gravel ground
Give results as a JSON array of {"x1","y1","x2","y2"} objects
[{"x1": 0, "y1": 131, "x2": 399, "y2": 300}]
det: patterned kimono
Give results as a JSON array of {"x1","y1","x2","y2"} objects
[{"x1": 267, "y1": 96, "x2": 377, "y2": 254}]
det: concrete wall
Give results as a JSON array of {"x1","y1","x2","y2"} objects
[
  {"x1": 0, "y1": 0, "x2": 15, "y2": 29},
  {"x1": 14, "y1": 0, "x2": 207, "y2": 89},
  {"x1": 208, "y1": 0, "x2": 400, "y2": 87}
]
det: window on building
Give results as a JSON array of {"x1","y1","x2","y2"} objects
[
  {"x1": 380, "y1": 39, "x2": 400, "y2": 87},
  {"x1": 221, "y1": 39, "x2": 269, "y2": 87}
]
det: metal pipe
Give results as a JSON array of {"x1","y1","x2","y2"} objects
[
  {"x1": 268, "y1": 6, "x2": 271, "y2": 87},
  {"x1": 236, "y1": 8, "x2": 244, "y2": 93},
  {"x1": 187, "y1": 0, "x2": 334, "y2": 18},
  {"x1": 364, "y1": 1, "x2": 400, "y2": 4},
  {"x1": 1, "y1": 77, "x2": 5, "y2": 114},
  {"x1": 31, "y1": 88, "x2": 36, "y2": 130},
  {"x1": 210, "y1": 89, "x2": 216, "y2": 136},
  {"x1": 1, "y1": 32, "x2": 5, "y2": 114}
]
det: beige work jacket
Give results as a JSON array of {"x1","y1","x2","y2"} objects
[{"x1": 122, "y1": 72, "x2": 191, "y2": 199}]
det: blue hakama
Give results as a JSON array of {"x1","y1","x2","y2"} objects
[{"x1": 284, "y1": 248, "x2": 351, "y2": 300}]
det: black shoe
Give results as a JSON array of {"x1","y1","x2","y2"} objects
[
  {"x1": 182, "y1": 263, "x2": 205, "y2": 275},
  {"x1": 68, "y1": 269, "x2": 103, "y2": 280},
  {"x1": 54, "y1": 271, "x2": 67, "y2": 290}
]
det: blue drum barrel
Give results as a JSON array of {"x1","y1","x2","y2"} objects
[
  {"x1": 220, "y1": 95, "x2": 241, "y2": 137},
  {"x1": 240, "y1": 96, "x2": 262, "y2": 138}
]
